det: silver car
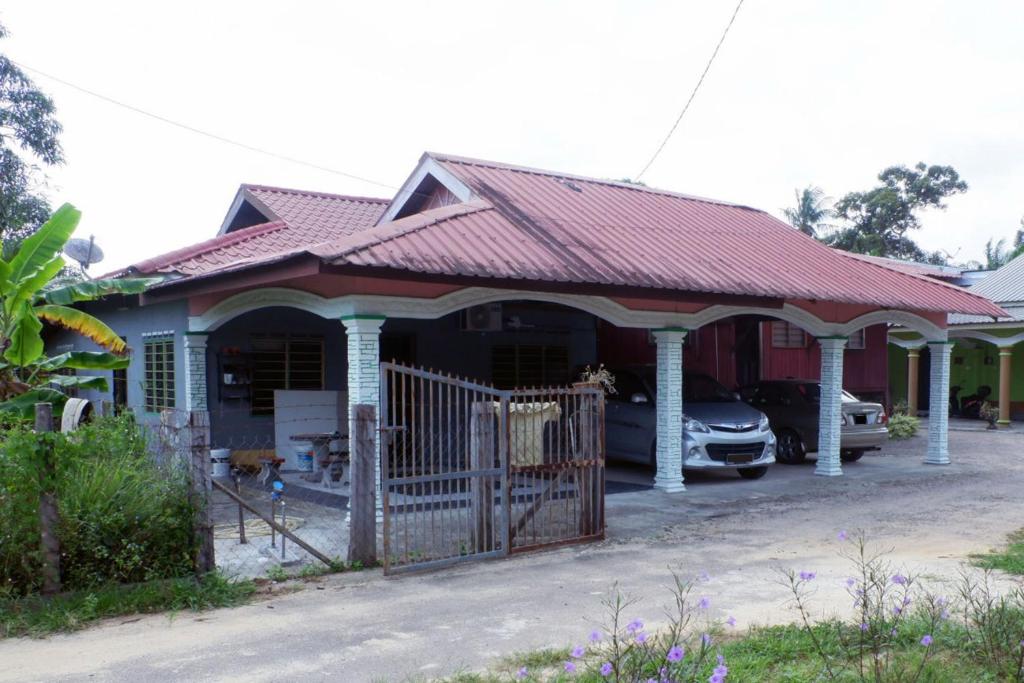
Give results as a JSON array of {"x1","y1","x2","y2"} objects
[{"x1": 605, "y1": 367, "x2": 776, "y2": 479}]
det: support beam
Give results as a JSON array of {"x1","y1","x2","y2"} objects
[
  {"x1": 653, "y1": 328, "x2": 687, "y2": 493},
  {"x1": 815, "y1": 336, "x2": 847, "y2": 477},
  {"x1": 906, "y1": 347, "x2": 921, "y2": 416},
  {"x1": 925, "y1": 341, "x2": 953, "y2": 465},
  {"x1": 998, "y1": 346, "x2": 1013, "y2": 427},
  {"x1": 341, "y1": 315, "x2": 385, "y2": 500},
  {"x1": 183, "y1": 332, "x2": 210, "y2": 412}
]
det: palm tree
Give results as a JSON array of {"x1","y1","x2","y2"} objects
[
  {"x1": 984, "y1": 237, "x2": 1010, "y2": 270},
  {"x1": 783, "y1": 186, "x2": 832, "y2": 238}
]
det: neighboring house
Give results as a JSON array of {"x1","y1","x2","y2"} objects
[
  {"x1": 48, "y1": 152, "x2": 1003, "y2": 490},
  {"x1": 890, "y1": 254, "x2": 1024, "y2": 424}
]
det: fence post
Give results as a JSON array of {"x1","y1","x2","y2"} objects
[
  {"x1": 348, "y1": 403, "x2": 377, "y2": 566},
  {"x1": 470, "y1": 402, "x2": 495, "y2": 553},
  {"x1": 35, "y1": 403, "x2": 61, "y2": 595},
  {"x1": 189, "y1": 410, "x2": 216, "y2": 574}
]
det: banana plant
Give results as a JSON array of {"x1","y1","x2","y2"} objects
[{"x1": 0, "y1": 203, "x2": 161, "y2": 417}]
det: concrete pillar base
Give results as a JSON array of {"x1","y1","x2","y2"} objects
[{"x1": 653, "y1": 478, "x2": 687, "y2": 493}]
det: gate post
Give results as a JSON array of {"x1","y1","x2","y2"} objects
[
  {"x1": 577, "y1": 391, "x2": 596, "y2": 536},
  {"x1": 189, "y1": 410, "x2": 216, "y2": 574},
  {"x1": 470, "y1": 402, "x2": 496, "y2": 553},
  {"x1": 35, "y1": 403, "x2": 61, "y2": 595},
  {"x1": 349, "y1": 403, "x2": 378, "y2": 566}
]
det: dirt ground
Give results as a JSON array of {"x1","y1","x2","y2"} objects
[{"x1": 2, "y1": 427, "x2": 1022, "y2": 682}]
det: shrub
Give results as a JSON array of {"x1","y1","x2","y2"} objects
[
  {"x1": 888, "y1": 413, "x2": 919, "y2": 440},
  {"x1": 0, "y1": 416, "x2": 196, "y2": 596}
]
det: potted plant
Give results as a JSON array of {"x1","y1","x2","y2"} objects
[
  {"x1": 575, "y1": 364, "x2": 617, "y2": 395},
  {"x1": 979, "y1": 402, "x2": 1000, "y2": 430}
]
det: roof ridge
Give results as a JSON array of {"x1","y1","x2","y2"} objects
[
  {"x1": 314, "y1": 200, "x2": 493, "y2": 260},
  {"x1": 132, "y1": 220, "x2": 287, "y2": 273},
  {"x1": 242, "y1": 184, "x2": 390, "y2": 204},
  {"x1": 428, "y1": 152, "x2": 760, "y2": 211}
]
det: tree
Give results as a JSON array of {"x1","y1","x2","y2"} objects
[
  {"x1": 0, "y1": 22, "x2": 63, "y2": 257},
  {"x1": 783, "y1": 186, "x2": 832, "y2": 237},
  {"x1": 826, "y1": 163, "x2": 967, "y2": 263},
  {"x1": 0, "y1": 204, "x2": 158, "y2": 416}
]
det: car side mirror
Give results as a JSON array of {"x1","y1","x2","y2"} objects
[
  {"x1": 630, "y1": 392, "x2": 649, "y2": 405},
  {"x1": 733, "y1": 392, "x2": 742, "y2": 401}
]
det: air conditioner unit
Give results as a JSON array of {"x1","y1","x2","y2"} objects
[{"x1": 463, "y1": 303, "x2": 503, "y2": 332}]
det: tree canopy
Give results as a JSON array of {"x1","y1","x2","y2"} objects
[
  {"x1": 783, "y1": 186, "x2": 832, "y2": 237},
  {"x1": 0, "y1": 22, "x2": 63, "y2": 257},
  {"x1": 820, "y1": 163, "x2": 967, "y2": 264}
]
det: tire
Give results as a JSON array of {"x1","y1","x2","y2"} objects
[
  {"x1": 841, "y1": 449, "x2": 865, "y2": 463},
  {"x1": 775, "y1": 429, "x2": 807, "y2": 465},
  {"x1": 738, "y1": 466, "x2": 768, "y2": 480}
]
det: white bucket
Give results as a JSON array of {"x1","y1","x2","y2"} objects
[
  {"x1": 294, "y1": 444, "x2": 315, "y2": 472},
  {"x1": 210, "y1": 448, "x2": 231, "y2": 478}
]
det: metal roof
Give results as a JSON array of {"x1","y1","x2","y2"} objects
[
  {"x1": 316, "y1": 153, "x2": 1004, "y2": 318},
  {"x1": 949, "y1": 254, "x2": 1024, "y2": 325}
]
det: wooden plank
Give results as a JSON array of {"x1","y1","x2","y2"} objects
[{"x1": 469, "y1": 402, "x2": 495, "y2": 553}]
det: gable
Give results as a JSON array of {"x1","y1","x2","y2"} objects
[
  {"x1": 378, "y1": 153, "x2": 474, "y2": 224},
  {"x1": 223, "y1": 199, "x2": 272, "y2": 233}
]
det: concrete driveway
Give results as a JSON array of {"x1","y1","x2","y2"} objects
[{"x1": 2, "y1": 428, "x2": 1022, "y2": 682}]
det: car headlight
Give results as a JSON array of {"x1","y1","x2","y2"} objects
[
  {"x1": 682, "y1": 415, "x2": 710, "y2": 434},
  {"x1": 759, "y1": 414, "x2": 770, "y2": 432}
]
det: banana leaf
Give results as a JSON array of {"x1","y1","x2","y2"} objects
[
  {"x1": 47, "y1": 374, "x2": 109, "y2": 391},
  {"x1": 0, "y1": 388, "x2": 68, "y2": 419},
  {"x1": 38, "y1": 351, "x2": 130, "y2": 371},
  {"x1": 6, "y1": 203, "x2": 80, "y2": 292},
  {"x1": 4, "y1": 302, "x2": 44, "y2": 366},
  {"x1": 43, "y1": 276, "x2": 162, "y2": 306},
  {"x1": 34, "y1": 304, "x2": 127, "y2": 355}
]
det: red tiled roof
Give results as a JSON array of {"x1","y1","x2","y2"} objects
[
  {"x1": 121, "y1": 185, "x2": 388, "y2": 278},
  {"x1": 315, "y1": 153, "x2": 1004, "y2": 318}
]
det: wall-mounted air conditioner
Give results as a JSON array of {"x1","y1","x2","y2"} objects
[{"x1": 462, "y1": 303, "x2": 503, "y2": 332}]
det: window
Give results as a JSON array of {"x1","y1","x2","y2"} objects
[
  {"x1": 143, "y1": 334, "x2": 175, "y2": 412},
  {"x1": 251, "y1": 334, "x2": 324, "y2": 415},
  {"x1": 491, "y1": 345, "x2": 569, "y2": 389},
  {"x1": 847, "y1": 329, "x2": 866, "y2": 350},
  {"x1": 609, "y1": 370, "x2": 648, "y2": 403},
  {"x1": 771, "y1": 321, "x2": 806, "y2": 348}
]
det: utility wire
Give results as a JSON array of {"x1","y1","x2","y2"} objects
[
  {"x1": 635, "y1": 0, "x2": 747, "y2": 180},
  {"x1": 13, "y1": 60, "x2": 401, "y2": 192}
]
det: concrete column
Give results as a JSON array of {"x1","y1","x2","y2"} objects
[
  {"x1": 183, "y1": 332, "x2": 209, "y2": 412},
  {"x1": 998, "y1": 346, "x2": 1013, "y2": 426},
  {"x1": 815, "y1": 336, "x2": 847, "y2": 477},
  {"x1": 906, "y1": 347, "x2": 921, "y2": 416},
  {"x1": 341, "y1": 315, "x2": 385, "y2": 497},
  {"x1": 925, "y1": 341, "x2": 953, "y2": 465},
  {"x1": 653, "y1": 328, "x2": 687, "y2": 493}
]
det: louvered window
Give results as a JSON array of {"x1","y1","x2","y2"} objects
[
  {"x1": 771, "y1": 322, "x2": 806, "y2": 349},
  {"x1": 251, "y1": 334, "x2": 324, "y2": 415},
  {"x1": 847, "y1": 329, "x2": 866, "y2": 350},
  {"x1": 491, "y1": 345, "x2": 569, "y2": 389}
]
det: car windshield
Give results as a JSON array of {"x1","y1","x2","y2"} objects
[
  {"x1": 685, "y1": 374, "x2": 737, "y2": 403},
  {"x1": 797, "y1": 383, "x2": 859, "y2": 403}
]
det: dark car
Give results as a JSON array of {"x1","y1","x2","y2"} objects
[{"x1": 740, "y1": 379, "x2": 888, "y2": 465}]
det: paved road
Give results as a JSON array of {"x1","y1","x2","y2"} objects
[{"x1": 2, "y1": 430, "x2": 1021, "y2": 682}]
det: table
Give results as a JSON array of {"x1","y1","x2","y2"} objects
[{"x1": 289, "y1": 432, "x2": 349, "y2": 489}]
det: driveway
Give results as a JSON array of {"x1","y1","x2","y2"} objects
[{"x1": 2, "y1": 428, "x2": 1021, "y2": 682}]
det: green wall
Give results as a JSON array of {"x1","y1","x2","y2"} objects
[{"x1": 889, "y1": 345, "x2": 908, "y2": 405}]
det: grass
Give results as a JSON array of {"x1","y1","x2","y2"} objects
[
  {"x1": 0, "y1": 572, "x2": 257, "y2": 639},
  {"x1": 971, "y1": 529, "x2": 1024, "y2": 575}
]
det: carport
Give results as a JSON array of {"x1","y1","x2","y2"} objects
[{"x1": 142, "y1": 153, "x2": 1005, "y2": 493}]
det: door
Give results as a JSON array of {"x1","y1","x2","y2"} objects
[{"x1": 734, "y1": 317, "x2": 761, "y2": 388}]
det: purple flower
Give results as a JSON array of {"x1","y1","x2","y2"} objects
[
  {"x1": 667, "y1": 645, "x2": 684, "y2": 662},
  {"x1": 891, "y1": 628, "x2": 898, "y2": 637},
  {"x1": 860, "y1": 622, "x2": 869, "y2": 632},
  {"x1": 516, "y1": 666, "x2": 528, "y2": 680},
  {"x1": 710, "y1": 662, "x2": 729, "y2": 681},
  {"x1": 891, "y1": 574, "x2": 908, "y2": 586},
  {"x1": 698, "y1": 596, "x2": 711, "y2": 610},
  {"x1": 936, "y1": 596, "x2": 947, "y2": 607},
  {"x1": 893, "y1": 606, "x2": 902, "y2": 615},
  {"x1": 564, "y1": 661, "x2": 577, "y2": 674},
  {"x1": 710, "y1": 676, "x2": 724, "y2": 683},
  {"x1": 589, "y1": 630, "x2": 602, "y2": 643},
  {"x1": 627, "y1": 618, "x2": 644, "y2": 634},
  {"x1": 717, "y1": 654, "x2": 725, "y2": 665},
  {"x1": 699, "y1": 570, "x2": 711, "y2": 582},
  {"x1": 571, "y1": 645, "x2": 585, "y2": 658},
  {"x1": 600, "y1": 662, "x2": 613, "y2": 677},
  {"x1": 903, "y1": 596, "x2": 912, "y2": 606},
  {"x1": 845, "y1": 577, "x2": 856, "y2": 588},
  {"x1": 636, "y1": 631, "x2": 648, "y2": 644},
  {"x1": 799, "y1": 571, "x2": 816, "y2": 581},
  {"x1": 702, "y1": 632, "x2": 712, "y2": 646},
  {"x1": 726, "y1": 615, "x2": 737, "y2": 627},
  {"x1": 921, "y1": 634, "x2": 933, "y2": 647},
  {"x1": 838, "y1": 530, "x2": 848, "y2": 541},
  {"x1": 940, "y1": 609, "x2": 950, "y2": 621}
]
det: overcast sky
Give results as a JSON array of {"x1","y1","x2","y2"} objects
[{"x1": 2, "y1": 1, "x2": 1022, "y2": 273}]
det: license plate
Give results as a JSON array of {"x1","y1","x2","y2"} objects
[{"x1": 727, "y1": 454, "x2": 755, "y2": 465}]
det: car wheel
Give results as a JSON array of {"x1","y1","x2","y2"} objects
[
  {"x1": 841, "y1": 449, "x2": 865, "y2": 463},
  {"x1": 775, "y1": 429, "x2": 806, "y2": 465},
  {"x1": 738, "y1": 466, "x2": 768, "y2": 480}
]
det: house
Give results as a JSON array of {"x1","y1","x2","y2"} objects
[
  {"x1": 50, "y1": 152, "x2": 1005, "y2": 492},
  {"x1": 889, "y1": 254, "x2": 1024, "y2": 424}
]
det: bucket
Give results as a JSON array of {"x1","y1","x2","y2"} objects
[
  {"x1": 210, "y1": 448, "x2": 231, "y2": 477},
  {"x1": 293, "y1": 444, "x2": 315, "y2": 472}
]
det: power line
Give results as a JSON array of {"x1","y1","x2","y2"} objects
[
  {"x1": 635, "y1": 0, "x2": 747, "y2": 180},
  {"x1": 13, "y1": 60, "x2": 402, "y2": 193}
]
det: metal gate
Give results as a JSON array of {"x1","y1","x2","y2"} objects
[{"x1": 380, "y1": 363, "x2": 605, "y2": 574}]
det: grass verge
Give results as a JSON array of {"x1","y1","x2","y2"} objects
[
  {"x1": 0, "y1": 572, "x2": 256, "y2": 639},
  {"x1": 971, "y1": 528, "x2": 1024, "y2": 575}
]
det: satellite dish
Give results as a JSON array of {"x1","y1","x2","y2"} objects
[{"x1": 64, "y1": 236, "x2": 105, "y2": 271}]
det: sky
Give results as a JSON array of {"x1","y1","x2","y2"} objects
[{"x1": 1, "y1": 1, "x2": 1022, "y2": 273}]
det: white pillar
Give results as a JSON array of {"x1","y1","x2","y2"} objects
[
  {"x1": 341, "y1": 315, "x2": 385, "y2": 497},
  {"x1": 925, "y1": 340, "x2": 953, "y2": 465},
  {"x1": 653, "y1": 328, "x2": 687, "y2": 493},
  {"x1": 183, "y1": 332, "x2": 209, "y2": 412},
  {"x1": 815, "y1": 336, "x2": 847, "y2": 477}
]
